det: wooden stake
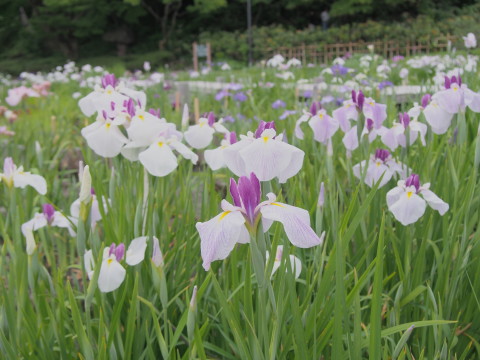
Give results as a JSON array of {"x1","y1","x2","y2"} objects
[{"x1": 175, "y1": 92, "x2": 181, "y2": 112}]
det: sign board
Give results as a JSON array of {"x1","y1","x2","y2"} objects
[{"x1": 197, "y1": 45, "x2": 208, "y2": 58}]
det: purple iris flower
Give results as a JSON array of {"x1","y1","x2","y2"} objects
[
  {"x1": 223, "y1": 115, "x2": 235, "y2": 123},
  {"x1": 375, "y1": 149, "x2": 391, "y2": 162},
  {"x1": 215, "y1": 90, "x2": 230, "y2": 101},
  {"x1": 392, "y1": 55, "x2": 404, "y2": 62},
  {"x1": 378, "y1": 81, "x2": 393, "y2": 90},
  {"x1": 331, "y1": 64, "x2": 349, "y2": 76},
  {"x1": 272, "y1": 100, "x2": 286, "y2": 109},
  {"x1": 233, "y1": 92, "x2": 248, "y2": 102}
]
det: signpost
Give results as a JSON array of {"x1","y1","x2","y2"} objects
[{"x1": 192, "y1": 42, "x2": 211, "y2": 72}]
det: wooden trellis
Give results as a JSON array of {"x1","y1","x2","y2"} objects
[{"x1": 263, "y1": 35, "x2": 456, "y2": 64}]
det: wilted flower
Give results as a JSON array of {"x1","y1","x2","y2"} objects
[{"x1": 196, "y1": 173, "x2": 323, "y2": 270}]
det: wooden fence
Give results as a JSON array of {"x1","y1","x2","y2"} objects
[{"x1": 262, "y1": 36, "x2": 456, "y2": 64}]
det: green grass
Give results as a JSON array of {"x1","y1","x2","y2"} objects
[{"x1": 0, "y1": 56, "x2": 479, "y2": 359}]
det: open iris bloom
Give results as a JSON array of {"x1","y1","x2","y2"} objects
[
  {"x1": 386, "y1": 174, "x2": 449, "y2": 226},
  {"x1": 431, "y1": 75, "x2": 480, "y2": 117},
  {"x1": 380, "y1": 112, "x2": 427, "y2": 151},
  {"x1": 294, "y1": 101, "x2": 339, "y2": 144},
  {"x1": 353, "y1": 149, "x2": 407, "y2": 188},
  {"x1": 1, "y1": 157, "x2": 47, "y2": 195},
  {"x1": 84, "y1": 237, "x2": 148, "y2": 293},
  {"x1": 335, "y1": 90, "x2": 388, "y2": 151},
  {"x1": 78, "y1": 74, "x2": 146, "y2": 117},
  {"x1": 184, "y1": 112, "x2": 229, "y2": 149},
  {"x1": 196, "y1": 173, "x2": 323, "y2": 271},
  {"x1": 81, "y1": 110, "x2": 128, "y2": 158},
  {"x1": 21, "y1": 203, "x2": 74, "y2": 237},
  {"x1": 223, "y1": 121, "x2": 304, "y2": 183},
  {"x1": 408, "y1": 94, "x2": 454, "y2": 135}
]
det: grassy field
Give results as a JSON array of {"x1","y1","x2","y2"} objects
[{"x1": 0, "y1": 53, "x2": 479, "y2": 359}]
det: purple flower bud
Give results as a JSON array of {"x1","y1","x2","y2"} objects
[
  {"x1": 444, "y1": 76, "x2": 451, "y2": 89},
  {"x1": 254, "y1": 121, "x2": 275, "y2": 138},
  {"x1": 451, "y1": 75, "x2": 457, "y2": 85},
  {"x1": 229, "y1": 132, "x2": 237, "y2": 144},
  {"x1": 148, "y1": 108, "x2": 161, "y2": 117},
  {"x1": 108, "y1": 243, "x2": 116, "y2": 257},
  {"x1": 458, "y1": 75, "x2": 462, "y2": 86},
  {"x1": 310, "y1": 101, "x2": 318, "y2": 115},
  {"x1": 366, "y1": 118, "x2": 374, "y2": 131},
  {"x1": 125, "y1": 99, "x2": 135, "y2": 117},
  {"x1": 207, "y1": 112, "x2": 216, "y2": 127},
  {"x1": 90, "y1": 187, "x2": 95, "y2": 195},
  {"x1": 421, "y1": 94, "x2": 431, "y2": 108},
  {"x1": 405, "y1": 173, "x2": 420, "y2": 192},
  {"x1": 351, "y1": 90, "x2": 357, "y2": 103},
  {"x1": 101, "y1": 74, "x2": 117, "y2": 88},
  {"x1": 401, "y1": 112, "x2": 410, "y2": 128},
  {"x1": 115, "y1": 243, "x2": 125, "y2": 262},
  {"x1": 374, "y1": 149, "x2": 391, "y2": 162},
  {"x1": 357, "y1": 91, "x2": 365, "y2": 110},
  {"x1": 229, "y1": 178, "x2": 242, "y2": 207},
  {"x1": 231, "y1": 173, "x2": 261, "y2": 224},
  {"x1": 42, "y1": 203, "x2": 55, "y2": 224},
  {"x1": 110, "y1": 101, "x2": 116, "y2": 111},
  {"x1": 102, "y1": 110, "x2": 107, "y2": 120}
]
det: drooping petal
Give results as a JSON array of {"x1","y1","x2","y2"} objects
[
  {"x1": 125, "y1": 236, "x2": 148, "y2": 265},
  {"x1": 152, "y1": 236, "x2": 164, "y2": 267},
  {"x1": 294, "y1": 113, "x2": 310, "y2": 139},
  {"x1": 139, "y1": 142, "x2": 178, "y2": 177},
  {"x1": 13, "y1": 172, "x2": 47, "y2": 195},
  {"x1": 168, "y1": 139, "x2": 199, "y2": 164},
  {"x1": 420, "y1": 189, "x2": 449, "y2": 215},
  {"x1": 196, "y1": 210, "x2": 247, "y2": 270},
  {"x1": 205, "y1": 146, "x2": 227, "y2": 170},
  {"x1": 433, "y1": 88, "x2": 463, "y2": 114},
  {"x1": 21, "y1": 213, "x2": 47, "y2": 236},
  {"x1": 260, "y1": 202, "x2": 322, "y2": 248},
  {"x1": 25, "y1": 229, "x2": 37, "y2": 255},
  {"x1": 309, "y1": 113, "x2": 339, "y2": 144},
  {"x1": 342, "y1": 126, "x2": 359, "y2": 151},
  {"x1": 464, "y1": 87, "x2": 480, "y2": 113},
  {"x1": 222, "y1": 139, "x2": 251, "y2": 177},
  {"x1": 98, "y1": 257, "x2": 127, "y2": 293}
]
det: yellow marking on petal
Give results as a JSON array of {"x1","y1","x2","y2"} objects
[
  {"x1": 105, "y1": 123, "x2": 111, "y2": 129},
  {"x1": 376, "y1": 161, "x2": 381, "y2": 167},
  {"x1": 107, "y1": 258, "x2": 114, "y2": 265},
  {"x1": 138, "y1": 115, "x2": 145, "y2": 120},
  {"x1": 157, "y1": 142, "x2": 164, "y2": 147},
  {"x1": 407, "y1": 191, "x2": 413, "y2": 198},
  {"x1": 319, "y1": 113, "x2": 324, "y2": 119},
  {"x1": 219, "y1": 211, "x2": 231, "y2": 221},
  {"x1": 271, "y1": 202, "x2": 285, "y2": 207},
  {"x1": 263, "y1": 136, "x2": 269, "y2": 143},
  {"x1": 369, "y1": 101, "x2": 375, "y2": 105},
  {"x1": 107, "y1": 90, "x2": 113, "y2": 95},
  {"x1": 199, "y1": 122, "x2": 205, "y2": 127},
  {"x1": 453, "y1": 87, "x2": 458, "y2": 92}
]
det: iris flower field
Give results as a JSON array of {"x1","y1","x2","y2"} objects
[{"x1": 1, "y1": 48, "x2": 480, "y2": 359}]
